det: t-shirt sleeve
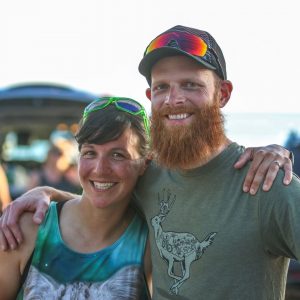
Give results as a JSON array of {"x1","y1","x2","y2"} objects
[{"x1": 259, "y1": 174, "x2": 300, "y2": 260}]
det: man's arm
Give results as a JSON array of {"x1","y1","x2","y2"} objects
[
  {"x1": 0, "y1": 144, "x2": 293, "y2": 250},
  {"x1": 0, "y1": 186, "x2": 79, "y2": 250},
  {"x1": 234, "y1": 144, "x2": 293, "y2": 195}
]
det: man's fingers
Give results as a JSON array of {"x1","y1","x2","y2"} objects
[
  {"x1": 0, "y1": 187, "x2": 53, "y2": 251},
  {"x1": 242, "y1": 153, "x2": 264, "y2": 193},
  {"x1": 260, "y1": 161, "x2": 282, "y2": 192},
  {"x1": 248, "y1": 153, "x2": 283, "y2": 194},
  {"x1": 1, "y1": 205, "x2": 19, "y2": 249},
  {"x1": 261, "y1": 156, "x2": 293, "y2": 191},
  {"x1": 250, "y1": 156, "x2": 292, "y2": 194},
  {"x1": 32, "y1": 209, "x2": 46, "y2": 225},
  {"x1": 0, "y1": 229, "x2": 9, "y2": 251},
  {"x1": 282, "y1": 158, "x2": 293, "y2": 185},
  {"x1": 1, "y1": 224, "x2": 19, "y2": 250},
  {"x1": 3, "y1": 201, "x2": 25, "y2": 246},
  {"x1": 0, "y1": 216, "x2": 9, "y2": 251},
  {"x1": 32, "y1": 201, "x2": 50, "y2": 224}
]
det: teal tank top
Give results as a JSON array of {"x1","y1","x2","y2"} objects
[{"x1": 17, "y1": 201, "x2": 149, "y2": 299}]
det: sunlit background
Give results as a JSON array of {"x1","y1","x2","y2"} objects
[
  {"x1": 1, "y1": 0, "x2": 300, "y2": 147},
  {"x1": 0, "y1": 1, "x2": 299, "y2": 290}
]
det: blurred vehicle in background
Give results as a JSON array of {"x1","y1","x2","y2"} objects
[{"x1": 0, "y1": 83, "x2": 100, "y2": 199}]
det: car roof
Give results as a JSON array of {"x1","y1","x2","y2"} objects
[{"x1": 0, "y1": 83, "x2": 99, "y2": 140}]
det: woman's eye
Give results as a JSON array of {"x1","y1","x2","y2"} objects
[{"x1": 81, "y1": 151, "x2": 94, "y2": 158}]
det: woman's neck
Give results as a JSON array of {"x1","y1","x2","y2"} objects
[{"x1": 58, "y1": 198, "x2": 135, "y2": 253}]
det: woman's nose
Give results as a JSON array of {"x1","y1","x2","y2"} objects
[{"x1": 95, "y1": 157, "x2": 112, "y2": 175}]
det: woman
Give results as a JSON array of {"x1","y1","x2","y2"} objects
[{"x1": 0, "y1": 97, "x2": 152, "y2": 299}]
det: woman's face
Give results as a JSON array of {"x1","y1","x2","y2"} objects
[{"x1": 78, "y1": 128, "x2": 146, "y2": 209}]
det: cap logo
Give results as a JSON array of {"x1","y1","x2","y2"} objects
[{"x1": 167, "y1": 39, "x2": 180, "y2": 49}]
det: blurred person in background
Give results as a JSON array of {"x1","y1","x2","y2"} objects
[
  {"x1": 0, "y1": 163, "x2": 11, "y2": 215},
  {"x1": 285, "y1": 130, "x2": 300, "y2": 177},
  {"x1": 63, "y1": 162, "x2": 82, "y2": 193},
  {"x1": 28, "y1": 144, "x2": 81, "y2": 194}
]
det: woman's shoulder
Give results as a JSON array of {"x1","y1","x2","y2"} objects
[
  {"x1": 18, "y1": 213, "x2": 39, "y2": 271},
  {"x1": 19, "y1": 212, "x2": 39, "y2": 236}
]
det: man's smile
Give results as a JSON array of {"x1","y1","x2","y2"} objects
[{"x1": 168, "y1": 113, "x2": 191, "y2": 120}]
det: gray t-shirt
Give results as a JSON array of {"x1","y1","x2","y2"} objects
[{"x1": 134, "y1": 142, "x2": 300, "y2": 299}]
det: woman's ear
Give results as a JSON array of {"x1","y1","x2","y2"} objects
[
  {"x1": 219, "y1": 80, "x2": 233, "y2": 108},
  {"x1": 146, "y1": 88, "x2": 151, "y2": 101}
]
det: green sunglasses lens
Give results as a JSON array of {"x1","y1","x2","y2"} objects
[
  {"x1": 84, "y1": 99, "x2": 108, "y2": 114},
  {"x1": 82, "y1": 97, "x2": 150, "y2": 136}
]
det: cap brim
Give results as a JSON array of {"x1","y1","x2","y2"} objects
[{"x1": 138, "y1": 47, "x2": 217, "y2": 81}]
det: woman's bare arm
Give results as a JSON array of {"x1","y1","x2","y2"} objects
[{"x1": 0, "y1": 212, "x2": 37, "y2": 299}]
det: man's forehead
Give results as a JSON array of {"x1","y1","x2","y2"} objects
[
  {"x1": 151, "y1": 55, "x2": 213, "y2": 75},
  {"x1": 153, "y1": 55, "x2": 198, "y2": 68},
  {"x1": 151, "y1": 56, "x2": 214, "y2": 81}
]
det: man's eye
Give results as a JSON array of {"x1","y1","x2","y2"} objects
[
  {"x1": 153, "y1": 84, "x2": 168, "y2": 92},
  {"x1": 184, "y1": 82, "x2": 198, "y2": 88},
  {"x1": 112, "y1": 152, "x2": 125, "y2": 160}
]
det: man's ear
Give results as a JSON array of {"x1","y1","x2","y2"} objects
[
  {"x1": 146, "y1": 88, "x2": 151, "y2": 101},
  {"x1": 219, "y1": 80, "x2": 233, "y2": 108}
]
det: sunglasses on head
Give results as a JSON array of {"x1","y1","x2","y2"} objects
[
  {"x1": 83, "y1": 97, "x2": 150, "y2": 136},
  {"x1": 145, "y1": 31, "x2": 208, "y2": 57},
  {"x1": 145, "y1": 31, "x2": 224, "y2": 79}
]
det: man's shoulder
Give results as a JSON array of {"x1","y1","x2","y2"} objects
[
  {"x1": 257, "y1": 170, "x2": 300, "y2": 213},
  {"x1": 140, "y1": 160, "x2": 165, "y2": 182}
]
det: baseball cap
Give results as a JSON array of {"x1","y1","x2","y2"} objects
[{"x1": 138, "y1": 25, "x2": 227, "y2": 85}]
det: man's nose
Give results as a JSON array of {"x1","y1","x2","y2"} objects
[{"x1": 165, "y1": 86, "x2": 186, "y2": 106}]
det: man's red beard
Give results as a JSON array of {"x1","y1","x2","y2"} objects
[{"x1": 150, "y1": 101, "x2": 227, "y2": 170}]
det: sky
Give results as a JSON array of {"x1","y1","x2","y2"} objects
[{"x1": 1, "y1": 0, "x2": 300, "y2": 114}]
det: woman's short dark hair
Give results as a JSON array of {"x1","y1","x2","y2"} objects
[{"x1": 75, "y1": 105, "x2": 149, "y2": 157}]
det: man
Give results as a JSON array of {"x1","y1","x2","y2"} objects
[
  {"x1": 0, "y1": 25, "x2": 297, "y2": 299},
  {"x1": 132, "y1": 25, "x2": 300, "y2": 299}
]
